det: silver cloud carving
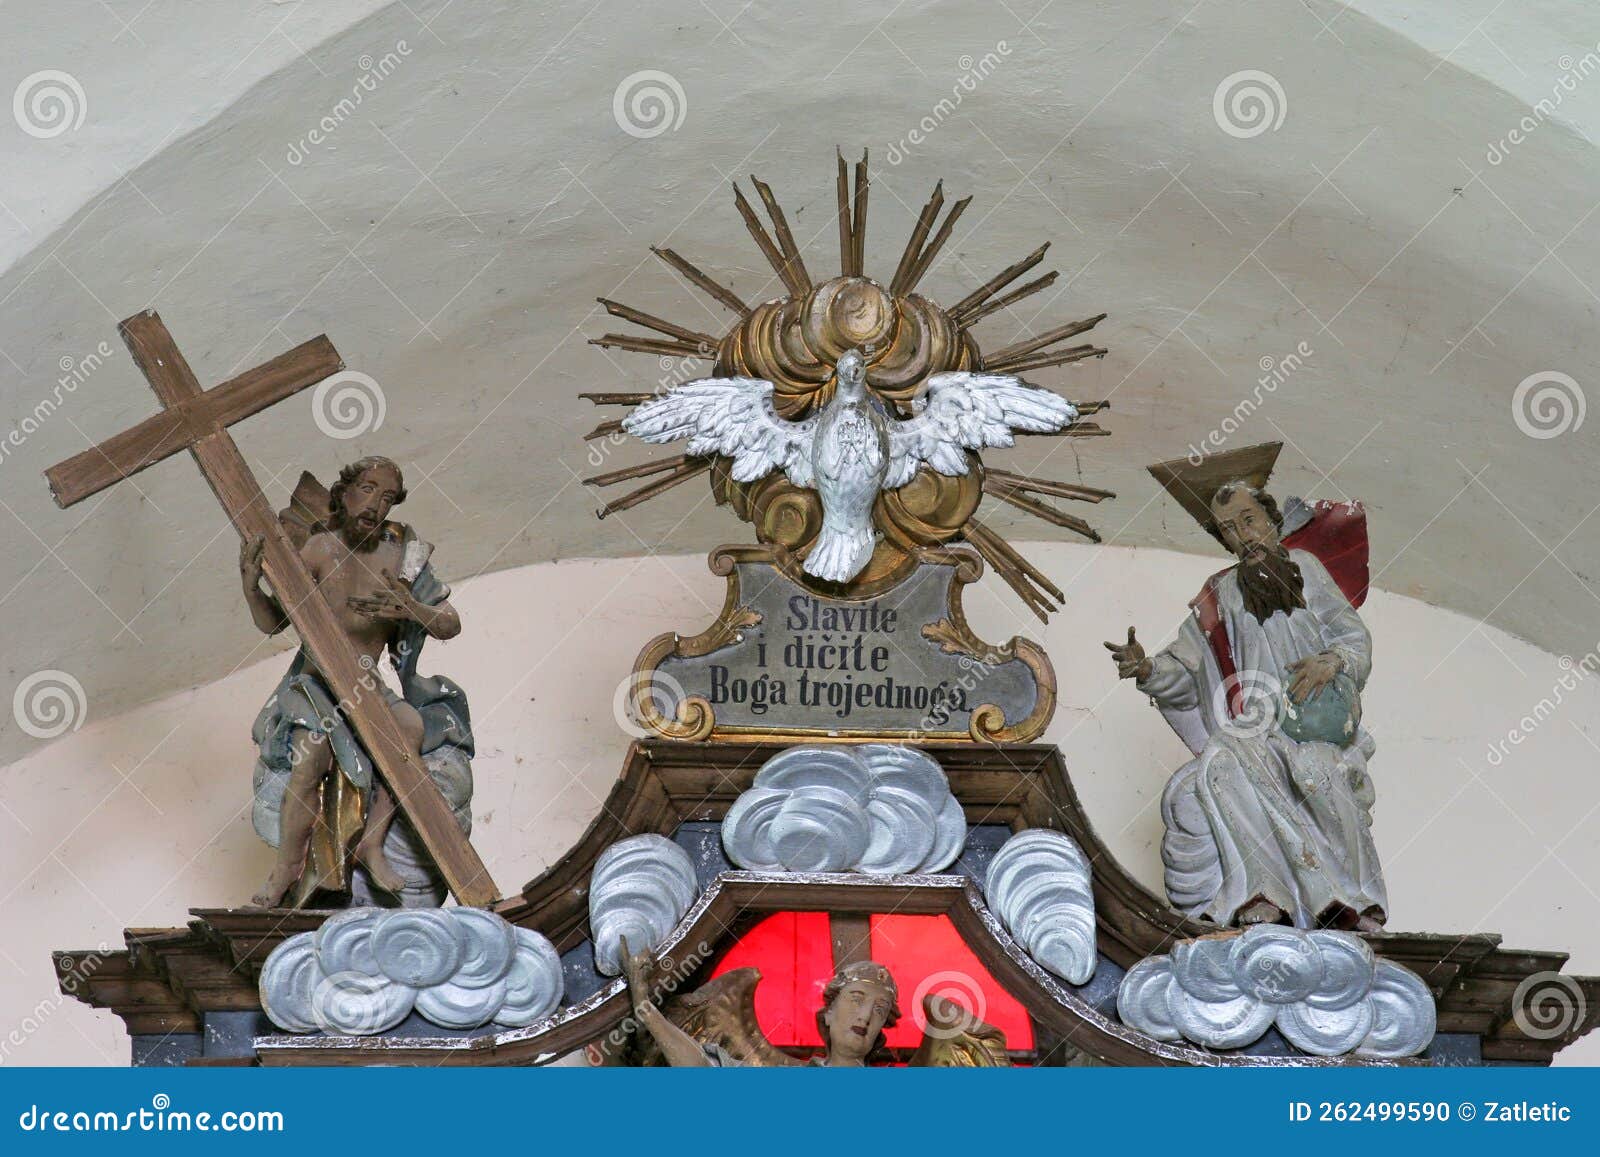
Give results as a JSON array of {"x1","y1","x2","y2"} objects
[
  {"x1": 1116, "y1": 925, "x2": 1435, "y2": 1057},
  {"x1": 721, "y1": 744, "x2": 966, "y2": 875},
  {"x1": 259, "y1": 906, "x2": 563, "y2": 1035},
  {"x1": 983, "y1": 828, "x2": 1098, "y2": 985},
  {"x1": 589, "y1": 833, "x2": 699, "y2": 976}
]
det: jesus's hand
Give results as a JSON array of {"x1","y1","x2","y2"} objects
[
  {"x1": 239, "y1": 534, "x2": 266, "y2": 591},
  {"x1": 347, "y1": 570, "x2": 426, "y2": 624},
  {"x1": 1286, "y1": 651, "x2": 1342, "y2": 702}
]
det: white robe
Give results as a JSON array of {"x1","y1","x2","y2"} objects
[{"x1": 1138, "y1": 550, "x2": 1387, "y2": 928}]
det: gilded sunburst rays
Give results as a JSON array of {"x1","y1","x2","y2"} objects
[{"x1": 581, "y1": 151, "x2": 1115, "y2": 620}]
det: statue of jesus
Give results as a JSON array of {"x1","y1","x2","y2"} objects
[
  {"x1": 1106, "y1": 444, "x2": 1387, "y2": 932},
  {"x1": 241, "y1": 455, "x2": 465, "y2": 908}
]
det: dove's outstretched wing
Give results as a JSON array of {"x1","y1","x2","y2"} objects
[
  {"x1": 884, "y1": 372, "x2": 1079, "y2": 489},
  {"x1": 622, "y1": 377, "x2": 818, "y2": 488}
]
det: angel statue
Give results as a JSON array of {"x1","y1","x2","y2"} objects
[
  {"x1": 242, "y1": 456, "x2": 476, "y2": 910},
  {"x1": 621, "y1": 348, "x2": 1081, "y2": 583},
  {"x1": 621, "y1": 939, "x2": 1008, "y2": 1067}
]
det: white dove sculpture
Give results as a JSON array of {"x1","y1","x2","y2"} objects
[{"x1": 620, "y1": 349, "x2": 1081, "y2": 584}]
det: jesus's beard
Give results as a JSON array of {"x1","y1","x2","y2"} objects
[
  {"x1": 1235, "y1": 543, "x2": 1306, "y2": 623},
  {"x1": 337, "y1": 516, "x2": 385, "y2": 554}
]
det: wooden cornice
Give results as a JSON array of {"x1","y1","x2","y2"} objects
[
  {"x1": 56, "y1": 910, "x2": 333, "y2": 1039},
  {"x1": 53, "y1": 939, "x2": 201, "y2": 1037},
  {"x1": 58, "y1": 739, "x2": 1600, "y2": 1065},
  {"x1": 256, "y1": 873, "x2": 1410, "y2": 1067}
]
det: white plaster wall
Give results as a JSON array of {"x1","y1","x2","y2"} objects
[
  {"x1": 0, "y1": 1, "x2": 394, "y2": 274},
  {"x1": 4, "y1": 0, "x2": 1600, "y2": 773},
  {"x1": 0, "y1": 543, "x2": 1594, "y2": 1065},
  {"x1": 1348, "y1": 0, "x2": 1600, "y2": 145}
]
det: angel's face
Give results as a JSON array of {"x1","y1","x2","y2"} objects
[{"x1": 822, "y1": 979, "x2": 893, "y2": 1063}]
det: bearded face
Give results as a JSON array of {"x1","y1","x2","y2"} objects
[
  {"x1": 338, "y1": 515, "x2": 385, "y2": 553},
  {"x1": 331, "y1": 465, "x2": 402, "y2": 553},
  {"x1": 1234, "y1": 543, "x2": 1307, "y2": 623},
  {"x1": 1210, "y1": 486, "x2": 1306, "y2": 623}
]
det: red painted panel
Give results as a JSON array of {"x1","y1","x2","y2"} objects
[
  {"x1": 871, "y1": 913, "x2": 1034, "y2": 1050},
  {"x1": 709, "y1": 910, "x2": 1033, "y2": 1052},
  {"x1": 710, "y1": 911, "x2": 830, "y2": 1046}
]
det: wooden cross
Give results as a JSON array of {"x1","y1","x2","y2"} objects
[{"x1": 45, "y1": 310, "x2": 499, "y2": 907}]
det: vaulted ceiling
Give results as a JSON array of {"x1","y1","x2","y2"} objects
[{"x1": 2, "y1": 1, "x2": 1596, "y2": 762}]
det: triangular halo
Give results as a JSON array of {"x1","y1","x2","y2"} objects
[{"x1": 1147, "y1": 441, "x2": 1283, "y2": 532}]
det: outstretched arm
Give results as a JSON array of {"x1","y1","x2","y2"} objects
[
  {"x1": 1107, "y1": 618, "x2": 1206, "y2": 715},
  {"x1": 622, "y1": 938, "x2": 711, "y2": 1068}
]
